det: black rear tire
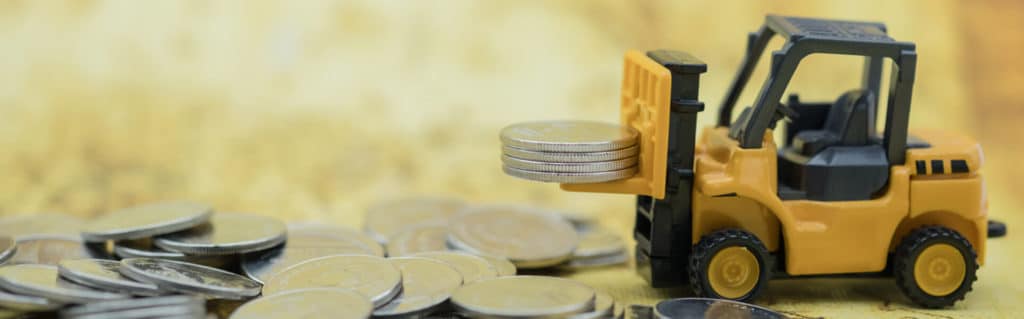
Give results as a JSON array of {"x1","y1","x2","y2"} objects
[{"x1": 894, "y1": 226, "x2": 978, "y2": 308}]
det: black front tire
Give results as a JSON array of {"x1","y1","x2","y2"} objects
[
  {"x1": 688, "y1": 229, "x2": 771, "y2": 302},
  {"x1": 894, "y1": 226, "x2": 978, "y2": 308}
]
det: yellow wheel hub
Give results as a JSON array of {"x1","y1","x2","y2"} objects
[
  {"x1": 914, "y1": 243, "x2": 966, "y2": 296},
  {"x1": 707, "y1": 246, "x2": 760, "y2": 299}
]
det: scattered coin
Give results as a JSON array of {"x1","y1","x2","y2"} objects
[
  {"x1": 448, "y1": 206, "x2": 579, "y2": 268},
  {"x1": 411, "y1": 251, "x2": 498, "y2": 284},
  {"x1": 57, "y1": 259, "x2": 163, "y2": 296},
  {"x1": 113, "y1": 240, "x2": 237, "y2": 269},
  {"x1": 0, "y1": 289, "x2": 63, "y2": 312},
  {"x1": 262, "y1": 255, "x2": 402, "y2": 307},
  {"x1": 7, "y1": 235, "x2": 101, "y2": 265},
  {"x1": 502, "y1": 144, "x2": 639, "y2": 163},
  {"x1": 653, "y1": 298, "x2": 786, "y2": 319},
  {"x1": 0, "y1": 264, "x2": 129, "y2": 303},
  {"x1": 0, "y1": 212, "x2": 85, "y2": 240},
  {"x1": 61, "y1": 295, "x2": 203, "y2": 318},
  {"x1": 119, "y1": 258, "x2": 262, "y2": 300},
  {"x1": 81, "y1": 201, "x2": 213, "y2": 242},
  {"x1": 154, "y1": 212, "x2": 286, "y2": 256},
  {"x1": 69, "y1": 303, "x2": 206, "y2": 319},
  {"x1": 0, "y1": 236, "x2": 14, "y2": 265},
  {"x1": 573, "y1": 227, "x2": 626, "y2": 258},
  {"x1": 566, "y1": 252, "x2": 629, "y2": 269},
  {"x1": 570, "y1": 291, "x2": 615, "y2": 319},
  {"x1": 242, "y1": 225, "x2": 385, "y2": 284},
  {"x1": 386, "y1": 226, "x2": 449, "y2": 257},
  {"x1": 374, "y1": 257, "x2": 463, "y2": 318},
  {"x1": 364, "y1": 198, "x2": 465, "y2": 244},
  {"x1": 502, "y1": 165, "x2": 637, "y2": 184},
  {"x1": 229, "y1": 288, "x2": 373, "y2": 319},
  {"x1": 502, "y1": 155, "x2": 638, "y2": 173},
  {"x1": 476, "y1": 255, "x2": 517, "y2": 277},
  {"x1": 451, "y1": 276, "x2": 596, "y2": 318},
  {"x1": 500, "y1": 121, "x2": 639, "y2": 153}
]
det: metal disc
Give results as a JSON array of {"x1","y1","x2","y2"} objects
[
  {"x1": 0, "y1": 236, "x2": 14, "y2": 265},
  {"x1": 57, "y1": 259, "x2": 162, "y2": 296},
  {"x1": 0, "y1": 212, "x2": 85, "y2": 240},
  {"x1": 230, "y1": 288, "x2": 373, "y2": 319},
  {"x1": 385, "y1": 226, "x2": 449, "y2": 257},
  {"x1": 0, "y1": 289, "x2": 62, "y2": 311},
  {"x1": 8, "y1": 235, "x2": 102, "y2": 266},
  {"x1": 374, "y1": 257, "x2": 463, "y2": 317},
  {"x1": 573, "y1": 227, "x2": 626, "y2": 258},
  {"x1": 119, "y1": 258, "x2": 262, "y2": 300},
  {"x1": 242, "y1": 224, "x2": 384, "y2": 284},
  {"x1": 61, "y1": 295, "x2": 203, "y2": 317},
  {"x1": 502, "y1": 155, "x2": 638, "y2": 173},
  {"x1": 570, "y1": 291, "x2": 615, "y2": 319},
  {"x1": 566, "y1": 251, "x2": 629, "y2": 269},
  {"x1": 364, "y1": 197, "x2": 465, "y2": 244},
  {"x1": 502, "y1": 165, "x2": 637, "y2": 184},
  {"x1": 70, "y1": 303, "x2": 206, "y2": 319},
  {"x1": 411, "y1": 251, "x2": 498, "y2": 284},
  {"x1": 653, "y1": 298, "x2": 786, "y2": 319},
  {"x1": 262, "y1": 255, "x2": 402, "y2": 307},
  {"x1": 500, "y1": 121, "x2": 638, "y2": 152},
  {"x1": 0, "y1": 264, "x2": 128, "y2": 303},
  {"x1": 448, "y1": 206, "x2": 579, "y2": 269},
  {"x1": 502, "y1": 144, "x2": 639, "y2": 163},
  {"x1": 113, "y1": 240, "x2": 237, "y2": 269},
  {"x1": 81, "y1": 201, "x2": 213, "y2": 242},
  {"x1": 476, "y1": 255, "x2": 517, "y2": 277},
  {"x1": 154, "y1": 212, "x2": 286, "y2": 256},
  {"x1": 451, "y1": 276, "x2": 596, "y2": 318}
]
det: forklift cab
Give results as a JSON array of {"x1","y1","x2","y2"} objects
[{"x1": 718, "y1": 15, "x2": 921, "y2": 202}]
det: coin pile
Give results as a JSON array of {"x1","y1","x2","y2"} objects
[{"x1": 500, "y1": 121, "x2": 641, "y2": 184}]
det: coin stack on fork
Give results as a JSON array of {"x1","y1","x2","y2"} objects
[{"x1": 500, "y1": 121, "x2": 641, "y2": 184}]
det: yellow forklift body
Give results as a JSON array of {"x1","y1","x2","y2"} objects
[{"x1": 561, "y1": 51, "x2": 671, "y2": 199}]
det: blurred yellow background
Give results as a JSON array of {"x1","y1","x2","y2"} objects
[{"x1": 0, "y1": 1, "x2": 1021, "y2": 318}]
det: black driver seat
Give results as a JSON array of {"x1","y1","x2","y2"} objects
[{"x1": 791, "y1": 90, "x2": 874, "y2": 156}]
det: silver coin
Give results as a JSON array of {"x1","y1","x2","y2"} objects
[
  {"x1": 500, "y1": 121, "x2": 638, "y2": 152},
  {"x1": 570, "y1": 291, "x2": 615, "y2": 319},
  {"x1": 0, "y1": 289, "x2": 62, "y2": 311},
  {"x1": 154, "y1": 212, "x2": 286, "y2": 256},
  {"x1": 113, "y1": 240, "x2": 237, "y2": 269},
  {"x1": 0, "y1": 264, "x2": 128, "y2": 303},
  {"x1": 0, "y1": 212, "x2": 85, "y2": 240},
  {"x1": 57, "y1": 259, "x2": 162, "y2": 296},
  {"x1": 8, "y1": 235, "x2": 102, "y2": 266},
  {"x1": 119, "y1": 258, "x2": 262, "y2": 300},
  {"x1": 242, "y1": 225, "x2": 384, "y2": 284},
  {"x1": 0, "y1": 236, "x2": 14, "y2": 265},
  {"x1": 70, "y1": 303, "x2": 206, "y2": 319},
  {"x1": 502, "y1": 145, "x2": 639, "y2": 163},
  {"x1": 61, "y1": 295, "x2": 202, "y2": 317},
  {"x1": 411, "y1": 251, "x2": 498, "y2": 284},
  {"x1": 364, "y1": 198, "x2": 465, "y2": 244},
  {"x1": 566, "y1": 251, "x2": 629, "y2": 269},
  {"x1": 573, "y1": 227, "x2": 626, "y2": 258},
  {"x1": 385, "y1": 226, "x2": 449, "y2": 257},
  {"x1": 653, "y1": 298, "x2": 785, "y2": 319},
  {"x1": 262, "y1": 255, "x2": 402, "y2": 307},
  {"x1": 502, "y1": 155, "x2": 638, "y2": 173},
  {"x1": 448, "y1": 206, "x2": 579, "y2": 269},
  {"x1": 451, "y1": 276, "x2": 596, "y2": 318},
  {"x1": 502, "y1": 165, "x2": 637, "y2": 184},
  {"x1": 81, "y1": 201, "x2": 213, "y2": 242},
  {"x1": 374, "y1": 257, "x2": 463, "y2": 317},
  {"x1": 476, "y1": 255, "x2": 517, "y2": 277},
  {"x1": 230, "y1": 288, "x2": 373, "y2": 319}
]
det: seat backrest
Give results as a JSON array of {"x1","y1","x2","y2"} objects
[{"x1": 823, "y1": 90, "x2": 874, "y2": 146}]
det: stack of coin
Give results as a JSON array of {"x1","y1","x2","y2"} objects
[{"x1": 500, "y1": 121, "x2": 640, "y2": 184}]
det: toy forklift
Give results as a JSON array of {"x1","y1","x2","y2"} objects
[{"x1": 561, "y1": 15, "x2": 990, "y2": 308}]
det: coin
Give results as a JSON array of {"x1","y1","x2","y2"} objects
[
  {"x1": 113, "y1": 240, "x2": 237, "y2": 269},
  {"x1": 374, "y1": 257, "x2": 463, "y2": 317},
  {"x1": 70, "y1": 303, "x2": 206, "y2": 319},
  {"x1": 448, "y1": 206, "x2": 579, "y2": 268},
  {"x1": 500, "y1": 121, "x2": 638, "y2": 152},
  {"x1": 57, "y1": 259, "x2": 162, "y2": 296},
  {"x1": 477, "y1": 255, "x2": 517, "y2": 277},
  {"x1": 502, "y1": 145, "x2": 639, "y2": 163},
  {"x1": 364, "y1": 198, "x2": 465, "y2": 244},
  {"x1": 573, "y1": 227, "x2": 626, "y2": 258},
  {"x1": 570, "y1": 291, "x2": 614, "y2": 319},
  {"x1": 502, "y1": 165, "x2": 637, "y2": 184},
  {"x1": 502, "y1": 155, "x2": 638, "y2": 173},
  {"x1": 566, "y1": 251, "x2": 629, "y2": 269},
  {"x1": 8, "y1": 235, "x2": 101, "y2": 265},
  {"x1": 385, "y1": 226, "x2": 449, "y2": 257},
  {"x1": 0, "y1": 289, "x2": 62, "y2": 311},
  {"x1": 451, "y1": 276, "x2": 596, "y2": 318},
  {"x1": 411, "y1": 251, "x2": 498, "y2": 284},
  {"x1": 119, "y1": 258, "x2": 262, "y2": 300},
  {"x1": 0, "y1": 212, "x2": 85, "y2": 240},
  {"x1": 653, "y1": 298, "x2": 786, "y2": 319},
  {"x1": 61, "y1": 295, "x2": 203, "y2": 318},
  {"x1": 262, "y1": 255, "x2": 402, "y2": 307},
  {"x1": 81, "y1": 201, "x2": 212, "y2": 242},
  {"x1": 153, "y1": 212, "x2": 286, "y2": 256},
  {"x1": 0, "y1": 236, "x2": 14, "y2": 265},
  {"x1": 242, "y1": 225, "x2": 385, "y2": 284},
  {"x1": 230, "y1": 288, "x2": 373, "y2": 319},
  {"x1": 0, "y1": 264, "x2": 128, "y2": 303}
]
